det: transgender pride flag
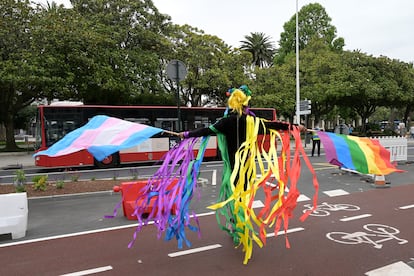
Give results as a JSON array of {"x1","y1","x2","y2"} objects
[{"x1": 33, "y1": 115, "x2": 163, "y2": 161}]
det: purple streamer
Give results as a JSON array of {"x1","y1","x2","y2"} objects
[{"x1": 124, "y1": 136, "x2": 209, "y2": 248}]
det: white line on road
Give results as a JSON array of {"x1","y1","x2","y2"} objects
[
  {"x1": 0, "y1": 211, "x2": 216, "y2": 248},
  {"x1": 340, "y1": 214, "x2": 372, "y2": 222},
  {"x1": 365, "y1": 261, "x2": 414, "y2": 275},
  {"x1": 399, "y1": 204, "x2": 414, "y2": 210},
  {"x1": 266, "y1": 227, "x2": 305, "y2": 238},
  {"x1": 252, "y1": 200, "x2": 264, "y2": 208},
  {"x1": 212, "y1": 169, "x2": 217, "y2": 186},
  {"x1": 323, "y1": 189, "x2": 350, "y2": 197},
  {"x1": 297, "y1": 194, "x2": 311, "y2": 202},
  {"x1": 168, "y1": 244, "x2": 222, "y2": 257},
  {"x1": 60, "y1": 266, "x2": 113, "y2": 276}
]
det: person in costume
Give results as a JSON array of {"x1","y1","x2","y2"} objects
[
  {"x1": 114, "y1": 85, "x2": 315, "y2": 265},
  {"x1": 179, "y1": 85, "x2": 299, "y2": 169},
  {"x1": 178, "y1": 85, "x2": 308, "y2": 264}
]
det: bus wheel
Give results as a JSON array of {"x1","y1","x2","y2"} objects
[{"x1": 94, "y1": 153, "x2": 120, "y2": 169}]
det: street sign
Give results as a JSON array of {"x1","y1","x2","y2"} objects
[
  {"x1": 166, "y1": 60, "x2": 187, "y2": 82},
  {"x1": 299, "y1": 110, "x2": 311, "y2": 115},
  {"x1": 300, "y1": 99, "x2": 311, "y2": 111}
]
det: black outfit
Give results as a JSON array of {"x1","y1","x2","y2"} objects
[
  {"x1": 311, "y1": 139, "x2": 320, "y2": 157},
  {"x1": 186, "y1": 113, "x2": 290, "y2": 169}
]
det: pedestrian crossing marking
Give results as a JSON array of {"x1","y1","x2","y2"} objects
[
  {"x1": 323, "y1": 189, "x2": 350, "y2": 197},
  {"x1": 365, "y1": 261, "x2": 414, "y2": 275},
  {"x1": 297, "y1": 194, "x2": 311, "y2": 202}
]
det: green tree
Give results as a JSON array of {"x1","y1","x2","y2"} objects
[
  {"x1": 68, "y1": 0, "x2": 173, "y2": 104},
  {"x1": 276, "y1": 3, "x2": 344, "y2": 64},
  {"x1": 387, "y1": 61, "x2": 414, "y2": 125},
  {"x1": 330, "y1": 51, "x2": 399, "y2": 133},
  {"x1": 299, "y1": 38, "x2": 341, "y2": 125},
  {"x1": 240, "y1": 32, "x2": 275, "y2": 68},
  {"x1": 251, "y1": 57, "x2": 296, "y2": 121},
  {"x1": 0, "y1": 0, "x2": 54, "y2": 150},
  {"x1": 166, "y1": 24, "x2": 250, "y2": 107}
]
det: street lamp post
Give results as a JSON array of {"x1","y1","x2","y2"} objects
[{"x1": 295, "y1": 0, "x2": 300, "y2": 124}]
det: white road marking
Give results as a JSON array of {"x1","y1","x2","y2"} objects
[
  {"x1": 60, "y1": 266, "x2": 113, "y2": 276},
  {"x1": 168, "y1": 244, "x2": 222, "y2": 257},
  {"x1": 340, "y1": 214, "x2": 372, "y2": 222},
  {"x1": 323, "y1": 189, "x2": 350, "y2": 197},
  {"x1": 365, "y1": 261, "x2": 414, "y2": 275},
  {"x1": 212, "y1": 169, "x2": 217, "y2": 186},
  {"x1": 0, "y1": 211, "x2": 216, "y2": 248},
  {"x1": 399, "y1": 204, "x2": 414, "y2": 210},
  {"x1": 297, "y1": 194, "x2": 311, "y2": 202},
  {"x1": 266, "y1": 227, "x2": 305, "y2": 238},
  {"x1": 252, "y1": 200, "x2": 264, "y2": 208}
]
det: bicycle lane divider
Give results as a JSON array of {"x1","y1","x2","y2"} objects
[
  {"x1": 60, "y1": 266, "x2": 113, "y2": 276},
  {"x1": 399, "y1": 204, "x2": 414, "y2": 210},
  {"x1": 340, "y1": 214, "x2": 372, "y2": 222}
]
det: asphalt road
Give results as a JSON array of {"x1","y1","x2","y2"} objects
[
  {"x1": 1, "y1": 143, "x2": 414, "y2": 275},
  {"x1": 1, "y1": 184, "x2": 413, "y2": 275}
]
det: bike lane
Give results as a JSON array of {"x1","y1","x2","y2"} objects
[{"x1": 0, "y1": 184, "x2": 413, "y2": 275}]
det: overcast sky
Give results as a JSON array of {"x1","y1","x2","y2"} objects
[{"x1": 38, "y1": 0, "x2": 414, "y2": 63}]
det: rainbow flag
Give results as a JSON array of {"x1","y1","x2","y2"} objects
[
  {"x1": 318, "y1": 131, "x2": 402, "y2": 175},
  {"x1": 33, "y1": 115, "x2": 163, "y2": 161}
]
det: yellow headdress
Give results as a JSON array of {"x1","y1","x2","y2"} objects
[{"x1": 227, "y1": 85, "x2": 252, "y2": 116}]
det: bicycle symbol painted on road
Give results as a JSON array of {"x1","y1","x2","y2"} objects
[
  {"x1": 326, "y1": 224, "x2": 408, "y2": 249},
  {"x1": 303, "y1": 202, "x2": 360, "y2": 217}
]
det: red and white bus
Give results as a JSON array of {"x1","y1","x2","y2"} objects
[{"x1": 33, "y1": 104, "x2": 277, "y2": 168}]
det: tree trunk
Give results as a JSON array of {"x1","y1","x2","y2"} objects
[{"x1": 5, "y1": 112, "x2": 19, "y2": 151}]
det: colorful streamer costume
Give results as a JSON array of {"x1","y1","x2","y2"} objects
[{"x1": 125, "y1": 86, "x2": 319, "y2": 264}]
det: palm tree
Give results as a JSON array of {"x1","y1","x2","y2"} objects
[{"x1": 240, "y1": 32, "x2": 275, "y2": 68}]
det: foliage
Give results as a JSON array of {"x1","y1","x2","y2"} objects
[
  {"x1": 250, "y1": 64, "x2": 296, "y2": 120},
  {"x1": 299, "y1": 38, "x2": 341, "y2": 125},
  {"x1": 165, "y1": 24, "x2": 251, "y2": 107},
  {"x1": 70, "y1": 173, "x2": 80, "y2": 182},
  {"x1": 14, "y1": 105, "x2": 37, "y2": 130},
  {"x1": 32, "y1": 175, "x2": 48, "y2": 191},
  {"x1": 0, "y1": 0, "x2": 49, "y2": 150},
  {"x1": 275, "y1": 3, "x2": 344, "y2": 64},
  {"x1": 68, "y1": 0, "x2": 173, "y2": 104},
  {"x1": 13, "y1": 169, "x2": 27, "y2": 192},
  {"x1": 240, "y1": 32, "x2": 275, "y2": 68},
  {"x1": 56, "y1": 180, "x2": 65, "y2": 189}
]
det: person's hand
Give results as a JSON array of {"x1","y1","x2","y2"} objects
[
  {"x1": 178, "y1": 132, "x2": 184, "y2": 139},
  {"x1": 297, "y1": 125, "x2": 307, "y2": 132}
]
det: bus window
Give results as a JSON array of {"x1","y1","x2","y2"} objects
[
  {"x1": 45, "y1": 120, "x2": 60, "y2": 146},
  {"x1": 63, "y1": 121, "x2": 76, "y2": 135},
  {"x1": 34, "y1": 116, "x2": 42, "y2": 150},
  {"x1": 155, "y1": 118, "x2": 178, "y2": 132},
  {"x1": 194, "y1": 116, "x2": 210, "y2": 128},
  {"x1": 124, "y1": 118, "x2": 151, "y2": 126}
]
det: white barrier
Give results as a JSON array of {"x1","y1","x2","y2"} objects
[
  {"x1": 371, "y1": 136, "x2": 408, "y2": 162},
  {"x1": 0, "y1": 192, "x2": 28, "y2": 239}
]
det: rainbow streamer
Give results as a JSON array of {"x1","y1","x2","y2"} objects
[
  {"x1": 208, "y1": 116, "x2": 319, "y2": 264},
  {"x1": 318, "y1": 131, "x2": 402, "y2": 175},
  {"x1": 127, "y1": 136, "x2": 209, "y2": 249}
]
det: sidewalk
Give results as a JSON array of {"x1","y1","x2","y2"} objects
[{"x1": 0, "y1": 152, "x2": 35, "y2": 169}]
